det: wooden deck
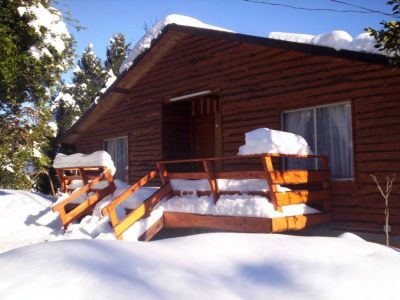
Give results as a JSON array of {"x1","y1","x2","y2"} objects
[
  {"x1": 100, "y1": 153, "x2": 332, "y2": 240},
  {"x1": 139, "y1": 211, "x2": 331, "y2": 241}
]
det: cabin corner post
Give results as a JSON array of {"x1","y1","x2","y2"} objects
[{"x1": 261, "y1": 154, "x2": 280, "y2": 210}]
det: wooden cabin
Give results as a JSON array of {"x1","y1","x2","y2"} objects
[{"x1": 58, "y1": 24, "x2": 400, "y2": 235}]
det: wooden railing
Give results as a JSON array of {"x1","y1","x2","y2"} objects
[
  {"x1": 56, "y1": 166, "x2": 108, "y2": 193},
  {"x1": 101, "y1": 153, "x2": 331, "y2": 240},
  {"x1": 52, "y1": 168, "x2": 115, "y2": 228},
  {"x1": 101, "y1": 171, "x2": 172, "y2": 240},
  {"x1": 157, "y1": 153, "x2": 331, "y2": 211}
]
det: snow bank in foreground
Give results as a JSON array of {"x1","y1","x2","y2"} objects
[
  {"x1": 238, "y1": 128, "x2": 312, "y2": 155},
  {"x1": 0, "y1": 190, "x2": 63, "y2": 253},
  {"x1": 0, "y1": 190, "x2": 117, "y2": 253},
  {"x1": 53, "y1": 150, "x2": 116, "y2": 175},
  {"x1": 0, "y1": 234, "x2": 399, "y2": 300},
  {"x1": 269, "y1": 30, "x2": 383, "y2": 55},
  {"x1": 119, "y1": 14, "x2": 232, "y2": 73}
]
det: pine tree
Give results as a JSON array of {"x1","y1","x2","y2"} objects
[
  {"x1": 0, "y1": 0, "x2": 75, "y2": 189},
  {"x1": 105, "y1": 33, "x2": 130, "y2": 76},
  {"x1": 367, "y1": 0, "x2": 400, "y2": 65},
  {"x1": 53, "y1": 37, "x2": 124, "y2": 136},
  {"x1": 53, "y1": 34, "x2": 127, "y2": 138},
  {"x1": 52, "y1": 83, "x2": 80, "y2": 136},
  {"x1": 72, "y1": 43, "x2": 108, "y2": 113}
]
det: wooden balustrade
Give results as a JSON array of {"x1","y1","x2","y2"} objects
[
  {"x1": 101, "y1": 170, "x2": 171, "y2": 240},
  {"x1": 157, "y1": 153, "x2": 331, "y2": 212},
  {"x1": 52, "y1": 168, "x2": 115, "y2": 228},
  {"x1": 53, "y1": 153, "x2": 331, "y2": 240}
]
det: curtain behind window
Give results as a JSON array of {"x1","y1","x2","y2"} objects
[
  {"x1": 284, "y1": 108, "x2": 316, "y2": 170},
  {"x1": 116, "y1": 138, "x2": 129, "y2": 182},
  {"x1": 283, "y1": 103, "x2": 353, "y2": 179},
  {"x1": 105, "y1": 137, "x2": 129, "y2": 182},
  {"x1": 316, "y1": 103, "x2": 352, "y2": 178}
]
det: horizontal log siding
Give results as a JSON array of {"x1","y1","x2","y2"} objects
[{"x1": 74, "y1": 34, "x2": 400, "y2": 233}]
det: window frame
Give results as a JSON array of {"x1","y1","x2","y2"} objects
[
  {"x1": 281, "y1": 101, "x2": 354, "y2": 181},
  {"x1": 103, "y1": 136, "x2": 129, "y2": 183}
]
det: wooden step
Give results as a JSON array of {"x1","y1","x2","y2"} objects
[
  {"x1": 275, "y1": 190, "x2": 331, "y2": 206},
  {"x1": 270, "y1": 170, "x2": 329, "y2": 185}
]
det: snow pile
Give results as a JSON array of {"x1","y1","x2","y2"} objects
[
  {"x1": 0, "y1": 234, "x2": 399, "y2": 300},
  {"x1": 17, "y1": 3, "x2": 70, "y2": 58},
  {"x1": 268, "y1": 32, "x2": 314, "y2": 44},
  {"x1": 269, "y1": 30, "x2": 382, "y2": 55},
  {"x1": 170, "y1": 178, "x2": 291, "y2": 193},
  {"x1": 0, "y1": 190, "x2": 63, "y2": 254},
  {"x1": 160, "y1": 194, "x2": 318, "y2": 218},
  {"x1": 53, "y1": 150, "x2": 116, "y2": 175},
  {"x1": 238, "y1": 128, "x2": 312, "y2": 155},
  {"x1": 0, "y1": 189, "x2": 118, "y2": 253},
  {"x1": 170, "y1": 178, "x2": 270, "y2": 192},
  {"x1": 109, "y1": 179, "x2": 158, "y2": 209},
  {"x1": 123, "y1": 192, "x2": 318, "y2": 240},
  {"x1": 119, "y1": 14, "x2": 232, "y2": 73}
]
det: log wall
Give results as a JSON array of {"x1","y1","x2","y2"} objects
[{"x1": 75, "y1": 33, "x2": 400, "y2": 233}]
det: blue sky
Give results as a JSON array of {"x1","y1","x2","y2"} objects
[{"x1": 61, "y1": 0, "x2": 392, "y2": 62}]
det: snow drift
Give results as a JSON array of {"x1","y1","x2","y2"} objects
[
  {"x1": 0, "y1": 234, "x2": 399, "y2": 300},
  {"x1": 53, "y1": 150, "x2": 116, "y2": 175}
]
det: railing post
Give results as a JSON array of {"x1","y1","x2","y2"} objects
[
  {"x1": 203, "y1": 159, "x2": 219, "y2": 203},
  {"x1": 56, "y1": 169, "x2": 67, "y2": 193},
  {"x1": 79, "y1": 168, "x2": 89, "y2": 186},
  {"x1": 157, "y1": 162, "x2": 169, "y2": 185},
  {"x1": 261, "y1": 155, "x2": 280, "y2": 211}
]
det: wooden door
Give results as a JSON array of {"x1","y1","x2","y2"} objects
[
  {"x1": 192, "y1": 113, "x2": 216, "y2": 159},
  {"x1": 190, "y1": 95, "x2": 221, "y2": 160}
]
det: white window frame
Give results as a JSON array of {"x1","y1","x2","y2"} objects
[
  {"x1": 281, "y1": 101, "x2": 354, "y2": 181},
  {"x1": 103, "y1": 136, "x2": 129, "y2": 183}
]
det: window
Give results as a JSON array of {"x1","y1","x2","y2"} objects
[
  {"x1": 282, "y1": 102, "x2": 353, "y2": 179},
  {"x1": 104, "y1": 137, "x2": 129, "y2": 182}
]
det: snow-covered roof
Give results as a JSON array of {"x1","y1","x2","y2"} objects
[
  {"x1": 119, "y1": 14, "x2": 233, "y2": 73},
  {"x1": 269, "y1": 30, "x2": 382, "y2": 54},
  {"x1": 53, "y1": 150, "x2": 116, "y2": 175}
]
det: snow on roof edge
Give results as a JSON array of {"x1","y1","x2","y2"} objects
[
  {"x1": 119, "y1": 14, "x2": 233, "y2": 74},
  {"x1": 268, "y1": 30, "x2": 384, "y2": 56}
]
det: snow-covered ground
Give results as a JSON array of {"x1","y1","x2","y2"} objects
[
  {"x1": 1, "y1": 189, "x2": 400, "y2": 299},
  {"x1": 0, "y1": 189, "x2": 115, "y2": 253},
  {"x1": 0, "y1": 190, "x2": 63, "y2": 253},
  {"x1": 0, "y1": 233, "x2": 399, "y2": 300},
  {"x1": 0, "y1": 187, "x2": 319, "y2": 247}
]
